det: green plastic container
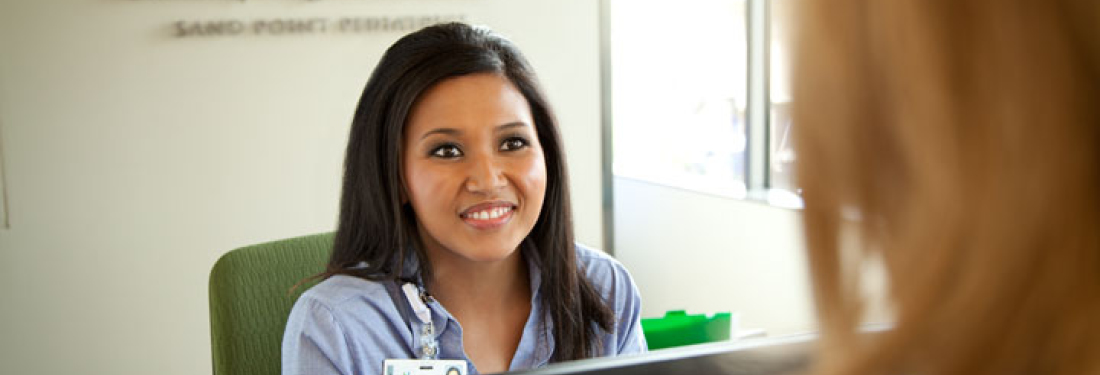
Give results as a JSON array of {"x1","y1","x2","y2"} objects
[{"x1": 641, "y1": 310, "x2": 732, "y2": 350}]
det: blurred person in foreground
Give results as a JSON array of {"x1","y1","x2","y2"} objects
[{"x1": 793, "y1": 0, "x2": 1099, "y2": 374}]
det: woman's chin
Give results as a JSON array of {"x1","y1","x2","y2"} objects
[{"x1": 451, "y1": 242, "x2": 523, "y2": 264}]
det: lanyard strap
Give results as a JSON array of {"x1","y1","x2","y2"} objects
[{"x1": 402, "y1": 282, "x2": 439, "y2": 359}]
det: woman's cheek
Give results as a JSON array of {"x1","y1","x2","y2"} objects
[
  {"x1": 523, "y1": 155, "x2": 548, "y2": 204},
  {"x1": 407, "y1": 164, "x2": 451, "y2": 206}
]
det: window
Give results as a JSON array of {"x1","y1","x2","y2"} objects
[
  {"x1": 608, "y1": 0, "x2": 802, "y2": 208},
  {"x1": 609, "y1": 0, "x2": 750, "y2": 199}
]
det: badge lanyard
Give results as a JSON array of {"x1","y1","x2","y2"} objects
[{"x1": 401, "y1": 282, "x2": 440, "y2": 360}]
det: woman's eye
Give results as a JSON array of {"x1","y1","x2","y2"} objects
[
  {"x1": 500, "y1": 137, "x2": 529, "y2": 151},
  {"x1": 430, "y1": 144, "x2": 463, "y2": 158}
]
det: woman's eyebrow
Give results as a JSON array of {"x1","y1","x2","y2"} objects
[
  {"x1": 495, "y1": 122, "x2": 529, "y2": 132},
  {"x1": 419, "y1": 128, "x2": 461, "y2": 140},
  {"x1": 419, "y1": 122, "x2": 529, "y2": 140}
]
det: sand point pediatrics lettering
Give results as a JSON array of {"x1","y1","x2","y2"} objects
[{"x1": 173, "y1": 15, "x2": 467, "y2": 38}]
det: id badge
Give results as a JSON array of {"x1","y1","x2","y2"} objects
[{"x1": 383, "y1": 359, "x2": 467, "y2": 375}]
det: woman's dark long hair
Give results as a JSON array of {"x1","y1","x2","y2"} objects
[{"x1": 324, "y1": 22, "x2": 614, "y2": 361}]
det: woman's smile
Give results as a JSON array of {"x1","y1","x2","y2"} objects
[{"x1": 459, "y1": 201, "x2": 517, "y2": 229}]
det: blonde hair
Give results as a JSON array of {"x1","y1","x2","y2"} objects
[{"x1": 792, "y1": 0, "x2": 1100, "y2": 374}]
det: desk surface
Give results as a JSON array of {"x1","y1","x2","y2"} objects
[{"x1": 501, "y1": 334, "x2": 815, "y2": 375}]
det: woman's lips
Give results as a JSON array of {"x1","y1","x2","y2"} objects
[{"x1": 459, "y1": 202, "x2": 516, "y2": 229}]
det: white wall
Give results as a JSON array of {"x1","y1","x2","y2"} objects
[
  {"x1": 613, "y1": 177, "x2": 815, "y2": 336},
  {"x1": 0, "y1": 1, "x2": 601, "y2": 374}
]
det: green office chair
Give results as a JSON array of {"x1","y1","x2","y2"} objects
[{"x1": 209, "y1": 232, "x2": 334, "y2": 375}]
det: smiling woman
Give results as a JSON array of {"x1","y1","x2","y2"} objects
[
  {"x1": 402, "y1": 73, "x2": 547, "y2": 267},
  {"x1": 281, "y1": 22, "x2": 647, "y2": 375}
]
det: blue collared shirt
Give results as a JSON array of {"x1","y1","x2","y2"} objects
[{"x1": 281, "y1": 243, "x2": 648, "y2": 375}]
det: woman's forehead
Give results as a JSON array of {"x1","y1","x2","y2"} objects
[{"x1": 405, "y1": 73, "x2": 534, "y2": 138}]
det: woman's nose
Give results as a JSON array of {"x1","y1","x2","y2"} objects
[{"x1": 465, "y1": 155, "x2": 507, "y2": 194}]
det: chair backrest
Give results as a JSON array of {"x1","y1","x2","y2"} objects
[{"x1": 209, "y1": 232, "x2": 334, "y2": 375}]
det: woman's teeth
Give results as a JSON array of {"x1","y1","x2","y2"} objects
[{"x1": 465, "y1": 206, "x2": 512, "y2": 220}]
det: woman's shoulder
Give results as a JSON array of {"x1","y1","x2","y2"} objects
[
  {"x1": 283, "y1": 275, "x2": 415, "y2": 373},
  {"x1": 574, "y1": 243, "x2": 629, "y2": 275},
  {"x1": 290, "y1": 274, "x2": 406, "y2": 327},
  {"x1": 298, "y1": 274, "x2": 390, "y2": 306},
  {"x1": 572, "y1": 242, "x2": 649, "y2": 355},
  {"x1": 573, "y1": 243, "x2": 639, "y2": 296}
]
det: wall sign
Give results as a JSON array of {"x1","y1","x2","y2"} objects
[
  {"x1": 173, "y1": 15, "x2": 468, "y2": 38},
  {"x1": 127, "y1": 0, "x2": 476, "y2": 38}
]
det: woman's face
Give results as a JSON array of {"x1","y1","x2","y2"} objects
[{"x1": 402, "y1": 73, "x2": 547, "y2": 265}]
